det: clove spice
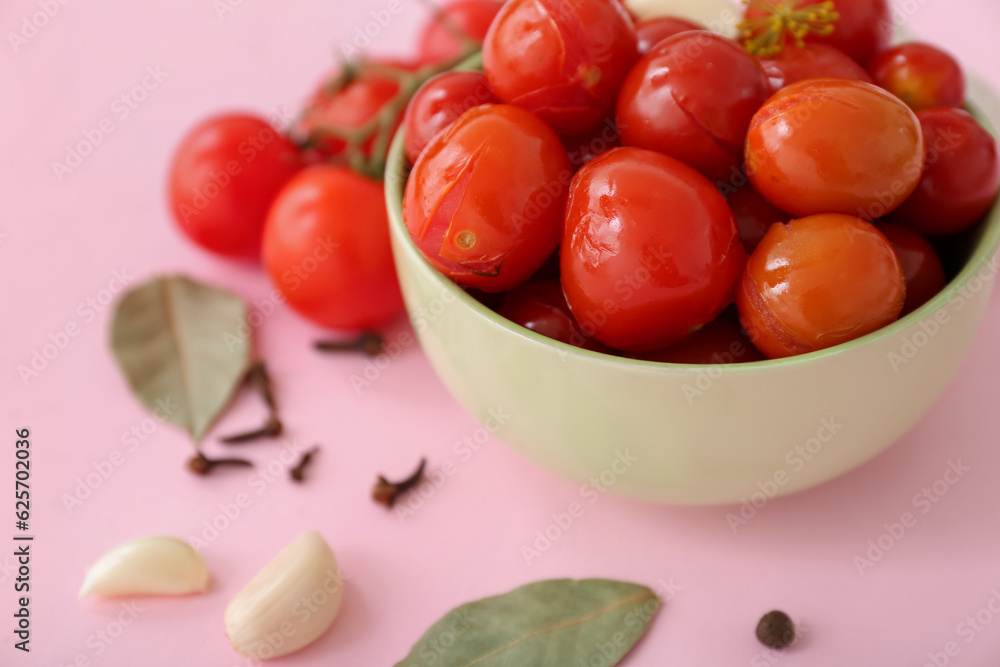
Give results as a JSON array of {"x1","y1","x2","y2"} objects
[
  {"x1": 372, "y1": 458, "x2": 427, "y2": 508},
  {"x1": 188, "y1": 453, "x2": 253, "y2": 476},
  {"x1": 219, "y1": 361, "x2": 283, "y2": 444},
  {"x1": 315, "y1": 331, "x2": 384, "y2": 357},
  {"x1": 290, "y1": 447, "x2": 320, "y2": 483},
  {"x1": 220, "y1": 416, "x2": 283, "y2": 444}
]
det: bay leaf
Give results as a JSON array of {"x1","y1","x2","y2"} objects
[
  {"x1": 394, "y1": 579, "x2": 660, "y2": 667},
  {"x1": 110, "y1": 275, "x2": 251, "y2": 442}
]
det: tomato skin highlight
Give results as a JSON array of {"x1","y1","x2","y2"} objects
[
  {"x1": 404, "y1": 104, "x2": 573, "y2": 293},
  {"x1": 483, "y1": 0, "x2": 639, "y2": 136},
  {"x1": 746, "y1": 78, "x2": 925, "y2": 219},
  {"x1": 737, "y1": 214, "x2": 906, "y2": 359},
  {"x1": 616, "y1": 32, "x2": 771, "y2": 183},
  {"x1": 498, "y1": 280, "x2": 609, "y2": 351},
  {"x1": 875, "y1": 222, "x2": 946, "y2": 316},
  {"x1": 892, "y1": 108, "x2": 1000, "y2": 236},
  {"x1": 169, "y1": 114, "x2": 303, "y2": 260},
  {"x1": 869, "y1": 42, "x2": 966, "y2": 113},
  {"x1": 263, "y1": 166, "x2": 403, "y2": 330},
  {"x1": 561, "y1": 147, "x2": 746, "y2": 352},
  {"x1": 744, "y1": 0, "x2": 890, "y2": 66},
  {"x1": 757, "y1": 43, "x2": 872, "y2": 94},
  {"x1": 418, "y1": 0, "x2": 505, "y2": 64},
  {"x1": 403, "y1": 72, "x2": 497, "y2": 165}
]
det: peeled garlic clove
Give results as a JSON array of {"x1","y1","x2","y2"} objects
[
  {"x1": 225, "y1": 530, "x2": 343, "y2": 660},
  {"x1": 79, "y1": 535, "x2": 209, "y2": 598}
]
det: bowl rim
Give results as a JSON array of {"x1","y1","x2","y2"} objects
[{"x1": 385, "y1": 73, "x2": 1000, "y2": 373}]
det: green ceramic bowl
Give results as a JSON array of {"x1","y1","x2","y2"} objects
[{"x1": 384, "y1": 77, "x2": 1000, "y2": 505}]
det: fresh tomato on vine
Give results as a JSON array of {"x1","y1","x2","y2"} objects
[
  {"x1": 169, "y1": 113, "x2": 303, "y2": 260},
  {"x1": 263, "y1": 166, "x2": 403, "y2": 330},
  {"x1": 293, "y1": 60, "x2": 418, "y2": 164},
  {"x1": 419, "y1": 0, "x2": 505, "y2": 64}
]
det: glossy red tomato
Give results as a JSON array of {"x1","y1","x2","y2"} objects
[
  {"x1": 263, "y1": 166, "x2": 403, "y2": 329},
  {"x1": 746, "y1": 79, "x2": 924, "y2": 219},
  {"x1": 892, "y1": 108, "x2": 1000, "y2": 236},
  {"x1": 630, "y1": 319, "x2": 765, "y2": 364},
  {"x1": 294, "y1": 61, "x2": 416, "y2": 160},
  {"x1": 498, "y1": 280, "x2": 608, "y2": 351},
  {"x1": 738, "y1": 214, "x2": 905, "y2": 359},
  {"x1": 757, "y1": 43, "x2": 872, "y2": 93},
  {"x1": 743, "y1": 0, "x2": 890, "y2": 66},
  {"x1": 635, "y1": 16, "x2": 702, "y2": 54},
  {"x1": 616, "y1": 32, "x2": 771, "y2": 182},
  {"x1": 875, "y1": 222, "x2": 946, "y2": 316},
  {"x1": 169, "y1": 114, "x2": 303, "y2": 259},
  {"x1": 419, "y1": 0, "x2": 505, "y2": 64},
  {"x1": 725, "y1": 183, "x2": 790, "y2": 253},
  {"x1": 403, "y1": 71, "x2": 497, "y2": 164},
  {"x1": 869, "y1": 42, "x2": 966, "y2": 113},
  {"x1": 562, "y1": 147, "x2": 746, "y2": 351},
  {"x1": 483, "y1": 0, "x2": 638, "y2": 135},
  {"x1": 404, "y1": 105, "x2": 572, "y2": 292}
]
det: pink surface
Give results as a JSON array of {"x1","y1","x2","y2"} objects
[{"x1": 4, "y1": 0, "x2": 1000, "y2": 664}]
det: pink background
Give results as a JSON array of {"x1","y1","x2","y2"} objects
[{"x1": 4, "y1": 0, "x2": 1000, "y2": 664}]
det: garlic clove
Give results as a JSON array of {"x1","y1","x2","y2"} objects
[
  {"x1": 79, "y1": 535, "x2": 209, "y2": 598},
  {"x1": 225, "y1": 530, "x2": 343, "y2": 660}
]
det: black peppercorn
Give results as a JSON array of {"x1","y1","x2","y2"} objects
[{"x1": 756, "y1": 610, "x2": 795, "y2": 649}]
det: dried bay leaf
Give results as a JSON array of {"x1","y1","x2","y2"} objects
[
  {"x1": 394, "y1": 579, "x2": 660, "y2": 667},
  {"x1": 111, "y1": 275, "x2": 251, "y2": 442}
]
